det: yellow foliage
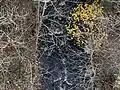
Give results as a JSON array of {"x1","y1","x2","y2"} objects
[
  {"x1": 66, "y1": 0, "x2": 106, "y2": 48},
  {"x1": 114, "y1": 73, "x2": 120, "y2": 89}
]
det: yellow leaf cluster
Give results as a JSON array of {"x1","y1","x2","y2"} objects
[
  {"x1": 114, "y1": 73, "x2": 120, "y2": 89},
  {"x1": 66, "y1": 0, "x2": 105, "y2": 48}
]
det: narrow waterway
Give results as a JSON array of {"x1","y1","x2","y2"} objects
[{"x1": 38, "y1": 0, "x2": 92, "y2": 90}]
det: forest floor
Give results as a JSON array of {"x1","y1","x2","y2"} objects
[{"x1": 0, "y1": 0, "x2": 120, "y2": 90}]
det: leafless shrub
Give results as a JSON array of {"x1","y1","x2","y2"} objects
[
  {"x1": 0, "y1": 0, "x2": 40, "y2": 90},
  {"x1": 92, "y1": 1, "x2": 120, "y2": 90}
]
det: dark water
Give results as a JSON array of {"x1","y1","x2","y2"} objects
[{"x1": 38, "y1": 0, "x2": 92, "y2": 90}]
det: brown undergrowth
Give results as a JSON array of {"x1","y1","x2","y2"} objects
[{"x1": 0, "y1": 0, "x2": 40, "y2": 90}]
